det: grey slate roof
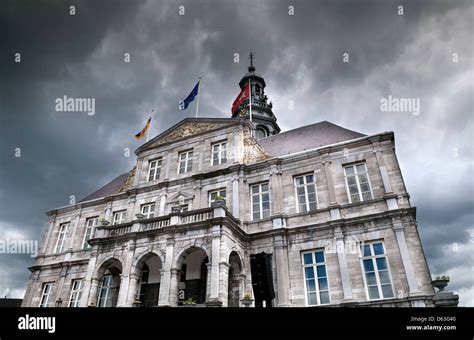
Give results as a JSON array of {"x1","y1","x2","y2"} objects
[
  {"x1": 79, "y1": 173, "x2": 129, "y2": 203},
  {"x1": 78, "y1": 120, "x2": 365, "y2": 203},
  {"x1": 257, "y1": 121, "x2": 366, "y2": 157}
]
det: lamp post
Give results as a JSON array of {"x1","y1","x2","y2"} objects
[{"x1": 55, "y1": 298, "x2": 63, "y2": 307}]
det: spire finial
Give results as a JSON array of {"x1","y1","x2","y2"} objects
[{"x1": 248, "y1": 52, "x2": 255, "y2": 72}]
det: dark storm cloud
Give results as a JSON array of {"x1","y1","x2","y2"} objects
[{"x1": 0, "y1": 0, "x2": 472, "y2": 304}]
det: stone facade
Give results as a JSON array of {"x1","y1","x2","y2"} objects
[{"x1": 22, "y1": 115, "x2": 436, "y2": 308}]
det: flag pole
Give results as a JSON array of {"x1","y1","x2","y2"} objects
[
  {"x1": 146, "y1": 110, "x2": 154, "y2": 142},
  {"x1": 249, "y1": 80, "x2": 252, "y2": 123},
  {"x1": 195, "y1": 77, "x2": 201, "y2": 118}
]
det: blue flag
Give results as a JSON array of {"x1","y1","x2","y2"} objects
[{"x1": 179, "y1": 81, "x2": 200, "y2": 110}]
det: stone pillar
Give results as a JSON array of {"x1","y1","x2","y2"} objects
[
  {"x1": 207, "y1": 225, "x2": 222, "y2": 306},
  {"x1": 81, "y1": 255, "x2": 98, "y2": 306},
  {"x1": 322, "y1": 154, "x2": 337, "y2": 205},
  {"x1": 159, "y1": 193, "x2": 167, "y2": 216},
  {"x1": 87, "y1": 278, "x2": 100, "y2": 306},
  {"x1": 232, "y1": 177, "x2": 239, "y2": 218},
  {"x1": 158, "y1": 238, "x2": 174, "y2": 306},
  {"x1": 369, "y1": 138, "x2": 393, "y2": 194},
  {"x1": 334, "y1": 229, "x2": 354, "y2": 301},
  {"x1": 68, "y1": 212, "x2": 81, "y2": 252},
  {"x1": 219, "y1": 262, "x2": 231, "y2": 307},
  {"x1": 270, "y1": 166, "x2": 283, "y2": 215},
  {"x1": 41, "y1": 216, "x2": 56, "y2": 255},
  {"x1": 127, "y1": 195, "x2": 137, "y2": 222},
  {"x1": 273, "y1": 235, "x2": 290, "y2": 306},
  {"x1": 116, "y1": 242, "x2": 136, "y2": 307},
  {"x1": 206, "y1": 263, "x2": 212, "y2": 301},
  {"x1": 169, "y1": 268, "x2": 180, "y2": 307},
  {"x1": 132, "y1": 158, "x2": 143, "y2": 187},
  {"x1": 392, "y1": 219, "x2": 420, "y2": 295},
  {"x1": 126, "y1": 273, "x2": 141, "y2": 306}
]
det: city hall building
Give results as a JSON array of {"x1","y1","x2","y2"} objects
[{"x1": 22, "y1": 61, "x2": 436, "y2": 308}]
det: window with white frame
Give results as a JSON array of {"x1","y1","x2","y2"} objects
[
  {"x1": 39, "y1": 282, "x2": 53, "y2": 307},
  {"x1": 112, "y1": 210, "x2": 127, "y2": 225},
  {"x1": 147, "y1": 158, "x2": 162, "y2": 182},
  {"x1": 361, "y1": 242, "x2": 394, "y2": 300},
  {"x1": 211, "y1": 142, "x2": 227, "y2": 165},
  {"x1": 294, "y1": 174, "x2": 318, "y2": 213},
  {"x1": 302, "y1": 250, "x2": 330, "y2": 305},
  {"x1": 178, "y1": 150, "x2": 193, "y2": 174},
  {"x1": 209, "y1": 189, "x2": 226, "y2": 206},
  {"x1": 141, "y1": 203, "x2": 155, "y2": 219},
  {"x1": 344, "y1": 163, "x2": 373, "y2": 203},
  {"x1": 98, "y1": 275, "x2": 114, "y2": 307},
  {"x1": 251, "y1": 182, "x2": 270, "y2": 220},
  {"x1": 83, "y1": 217, "x2": 99, "y2": 249},
  {"x1": 54, "y1": 223, "x2": 69, "y2": 253},
  {"x1": 68, "y1": 279, "x2": 83, "y2": 307}
]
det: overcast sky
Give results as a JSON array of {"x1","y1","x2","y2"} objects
[{"x1": 0, "y1": 0, "x2": 472, "y2": 306}]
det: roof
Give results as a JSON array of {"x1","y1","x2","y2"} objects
[
  {"x1": 78, "y1": 173, "x2": 129, "y2": 203},
  {"x1": 257, "y1": 121, "x2": 366, "y2": 157}
]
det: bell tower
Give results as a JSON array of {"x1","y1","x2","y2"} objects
[{"x1": 232, "y1": 53, "x2": 281, "y2": 139}]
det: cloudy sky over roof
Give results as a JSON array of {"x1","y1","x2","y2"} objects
[{"x1": 0, "y1": 0, "x2": 472, "y2": 305}]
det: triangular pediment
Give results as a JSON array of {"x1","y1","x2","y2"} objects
[
  {"x1": 167, "y1": 191, "x2": 194, "y2": 204},
  {"x1": 136, "y1": 118, "x2": 239, "y2": 154}
]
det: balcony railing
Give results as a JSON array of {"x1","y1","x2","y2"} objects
[{"x1": 96, "y1": 205, "x2": 234, "y2": 239}]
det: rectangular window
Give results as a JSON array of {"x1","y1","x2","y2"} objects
[
  {"x1": 361, "y1": 242, "x2": 395, "y2": 300},
  {"x1": 54, "y1": 223, "x2": 69, "y2": 253},
  {"x1": 209, "y1": 189, "x2": 226, "y2": 206},
  {"x1": 147, "y1": 158, "x2": 162, "y2": 182},
  {"x1": 39, "y1": 283, "x2": 53, "y2": 307},
  {"x1": 211, "y1": 142, "x2": 227, "y2": 165},
  {"x1": 112, "y1": 210, "x2": 127, "y2": 225},
  {"x1": 83, "y1": 217, "x2": 99, "y2": 249},
  {"x1": 294, "y1": 174, "x2": 318, "y2": 213},
  {"x1": 98, "y1": 275, "x2": 114, "y2": 307},
  {"x1": 68, "y1": 279, "x2": 83, "y2": 307},
  {"x1": 141, "y1": 204, "x2": 155, "y2": 219},
  {"x1": 344, "y1": 163, "x2": 373, "y2": 203},
  {"x1": 178, "y1": 150, "x2": 193, "y2": 174},
  {"x1": 302, "y1": 250, "x2": 330, "y2": 305},
  {"x1": 251, "y1": 182, "x2": 270, "y2": 220}
]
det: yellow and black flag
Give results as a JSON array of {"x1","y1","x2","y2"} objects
[{"x1": 135, "y1": 117, "x2": 151, "y2": 140}]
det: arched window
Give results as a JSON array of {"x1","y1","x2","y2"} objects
[{"x1": 255, "y1": 126, "x2": 268, "y2": 140}]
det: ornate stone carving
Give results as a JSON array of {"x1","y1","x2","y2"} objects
[
  {"x1": 150, "y1": 122, "x2": 223, "y2": 147},
  {"x1": 242, "y1": 129, "x2": 269, "y2": 164}
]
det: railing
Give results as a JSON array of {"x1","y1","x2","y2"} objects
[
  {"x1": 140, "y1": 216, "x2": 171, "y2": 232},
  {"x1": 106, "y1": 223, "x2": 133, "y2": 237},
  {"x1": 179, "y1": 209, "x2": 214, "y2": 224},
  {"x1": 99, "y1": 205, "x2": 235, "y2": 239}
]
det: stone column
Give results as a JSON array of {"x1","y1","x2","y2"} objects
[
  {"x1": 334, "y1": 229, "x2": 354, "y2": 301},
  {"x1": 68, "y1": 212, "x2": 81, "y2": 251},
  {"x1": 392, "y1": 219, "x2": 420, "y2": 295},
  {"x1": 158, "y1": 238, "x2": 175, "y2": 306},
  {"x1": 273, "y1": 235, "x2": 291, "y2": 306},
  {"x1": 159, "y1": 193, "x2": 167, "y2": 216},
  {"x1": 81, "y1": 255, "x2": 98, "y2": 306},
  {"x1": 87, "y1": 278, "x2": 100, "y2": 306},
  {"x1": 206, "y1": 263, "x2": 212, "y2": 301},
  {"x1": 126, "y1": 273, "x2": 141, "y2": 306},
  {"x1": 369, "y1": 138, "x2": 393, "y2": 194},
  {"x1": 169, "y1": 268, "x2": 180, "y2": 307},
  {"x1": 232, "y1": 177, "x2": 240, "y2": 218},
  {"x1": 116, "y1": 242, "x2": 136, "y2": 307},
  {"x1": 219, "y1": 262, "x2": 231, "y2": 307},
  {"x1": 41, "y1": 216, "x2": 56, "y2": 255},
  {"x1": 269, "y1": 165, "x2": 283, "y2": 215},
  {"x1": 322, "y1": 154, "x2": 337, "y2": 205},
  {"x1": 127, "y1": 195, "x2": 137, "y2": 222},
  {"x1": 207, "y1": 225, "x2": 222, "y2": 306}
]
